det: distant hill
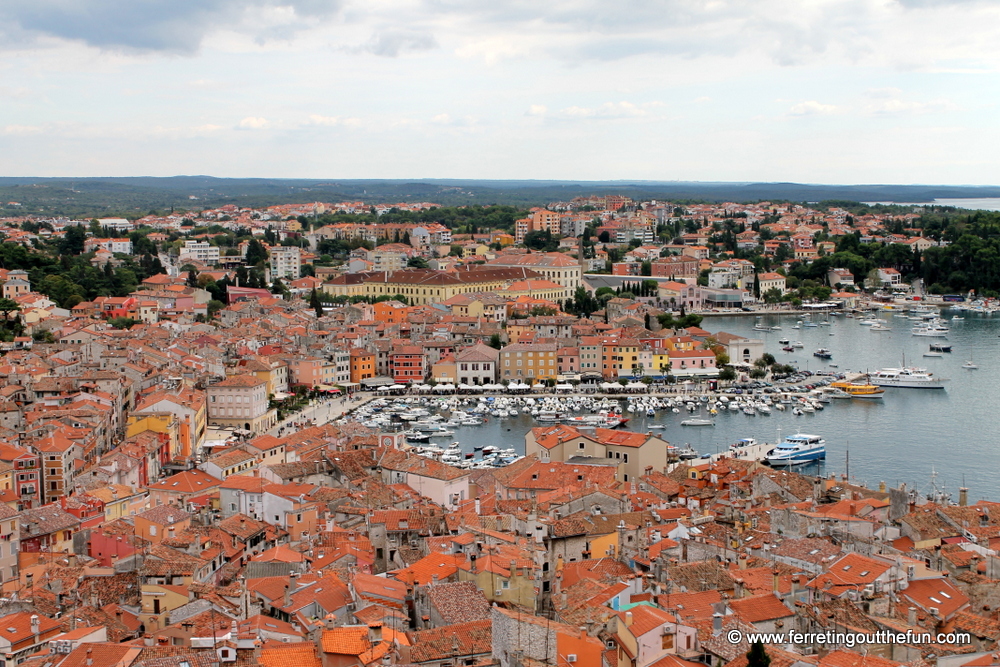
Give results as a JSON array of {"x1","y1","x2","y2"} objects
[{"x1": 1, "y1": 176, "x2": 998, "y2": 217}]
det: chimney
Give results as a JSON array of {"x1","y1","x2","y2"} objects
[
  {"x1": 283, "y1": 583, "x2": 292, "y2": 608},
  {"x1": 960, "y1": 487, "x2": 969, "y2": 507},
  {"x1": 712, "y1": 612, "x2": 723, "y2": 636},
  {"x1": 908, "y1": 607, "x2": 917, "y2": 626},
  {"x1": 772, "y1": 568, "x2": 780, "y2": 594},
  {"x1": 625, "y1": 611, "x2": 633, "y2": 627},
  {"x1": 85, "y1": 647, "x2": 93, "y2": 666},
  {"x1": 30, "y1": 614, "x2": 39, "y2": 635},
  {"x1": 733, "y1": 578, "x2": 744, "y2": 598},
  {"x1": 474, "y1": 498, "x2": 481, "y2": 514},
  {"x1": 431, "y1": 574, "x2": 439, "y2": 585},
  {"x1": 369, "y1": 624, "x2": 383, "y2": 644}
]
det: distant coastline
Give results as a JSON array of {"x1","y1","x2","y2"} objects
[{"x1": 864, "y1": 197, "x2": 1000, "y2": 211}]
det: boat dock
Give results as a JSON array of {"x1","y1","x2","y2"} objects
[{"x1": 669, "y1": 439, "x2": 775, "y2": 469}]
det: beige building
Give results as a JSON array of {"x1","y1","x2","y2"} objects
[
  {"x1": 207, "y1": 375, "x2": 277, "y2": 434},
  {"x1": 270, "y1": 245, "x2": 301, "y2": 280},
  {"x1": 322, "y1": 267, "x2": 547, "y2": 306},
  {"x1": 0, "y1": 505, "x2": 18, "y2": 582},
  {"x1": 487, "y1": 252, "x2": 582, "y2": 294},
  {"x1": 757, "y1": 272, "x2": 787, "y2": 295},
  {"x1": 525, "y1": 424, "x2": 672, "y2": 483}
]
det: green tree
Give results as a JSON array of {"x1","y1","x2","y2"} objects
[
  {"x1": 488, "y1": 333, "x2": 504, "y2": 350},
  {"x1": 407, "y1": 256, "x2": 429, "y2": 269},
  {"x1": 0, "y1": 298, "x2": 21, "y2": 323},
  {"x1": 718, "y1": 366, "x2": 737, "y2": 382},
  {"x1": 309, "y1": 288, "x2": 324, "y2": 318},
  {"x1": 747, "y1": 642, "x2": 771, "y2": 667},
  {"x1": 245, "y1": 238, "x2": 269, "y2": 266},
  {"x1": 271, "y1": 277, "x2": 289, "y2": 297},
  {"x1": 60, "y1": 225, "x2": 87, "y2": 255}
]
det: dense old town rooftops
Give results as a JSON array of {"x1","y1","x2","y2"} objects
[{"x1": 0, "y1": 201, "x2": 980, "y2": 667}]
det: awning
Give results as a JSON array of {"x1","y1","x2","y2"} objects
[
  {"x1": 272, "y1": 392, "x2": 292, "y2": 400},
  {"x1": 555, "y1": 383, "x2": 574, "y2": 390}
]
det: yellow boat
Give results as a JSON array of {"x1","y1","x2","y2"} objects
[{"x1": 830, "y1": 380, "x2": 885, "y2": 399}]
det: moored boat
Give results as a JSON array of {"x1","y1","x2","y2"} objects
[
  {"x1": 869, "y1": 367, "x2": 948, "y2": 389},
  {"x1": 766, "y1": 433, "x2": 826, "y2": 466}
]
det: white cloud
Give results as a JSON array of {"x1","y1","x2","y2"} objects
[
  {"x1": 526, "y1": 105, "x2": 547, "y2": 117},
  {"x1": 3, "y1": 124, "x2": 42, "y2": 135},
  {"x1": 238, "y1": 116, "x2": 269, "y2": 129},
  {"x1": 865, "y1": 98, "x2": 958, "y2": 115},
  {"x1": 549, "y1": 101, "x2": 659, "y2": 120},
  {"x1": 788, "y1": 100, "x2": 840, "y2": 116}
]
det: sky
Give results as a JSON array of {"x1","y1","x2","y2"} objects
[{"x1": 1, "y1": 0, "x2": 1000, "y2": 184}]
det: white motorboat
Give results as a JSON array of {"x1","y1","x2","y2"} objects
[
  {"x1": 766, "y1": 433, "x2": 826, "y2": 466},
  {"x1": 963, "y1": 360, "x2": 979, "y2": 369},
  {"x1": 869, "y1": 367, "x2": 948, "y2": 389},
  {"x1": 680, "y1": 418, "x2": 714, "y2": 426}
]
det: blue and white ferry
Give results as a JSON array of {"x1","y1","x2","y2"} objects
[{"x1": 766, "y1": 433, "x2": 826, "y2": 466}]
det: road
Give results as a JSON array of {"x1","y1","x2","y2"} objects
[{"x1": 266, "y1": 394, "x2": 375, "y2": 437}]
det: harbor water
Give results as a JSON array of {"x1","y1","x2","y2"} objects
[{"x1": 420, "y1": 308, "x2": 1000, "y2": 502}]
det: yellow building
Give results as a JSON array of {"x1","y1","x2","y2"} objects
[
  {"x1": 141, "y1": 583, "x2": 192, "y2": 631},
  {"x1": 459, "y1": 556, "x2": 536, "y2": 608},
  {"x1": 499, "y1": 343, "x2": 558, "y2": 383},
  {"x1": 87, "y1": 485, "x2": 146, "y2": 521},
  {"x1": 126, "y1": 413, "x2": 182, "y2": 460},
  {"x1": 322, "y1": 267, "x2": 550, "y2": 305},
  {"x1": 652, "y1": 352, "x2": 671, "y2": 376}
]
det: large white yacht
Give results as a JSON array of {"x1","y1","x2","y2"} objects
[{"x1": 869, "y1": 367, "x2": 948, "y2": 389}]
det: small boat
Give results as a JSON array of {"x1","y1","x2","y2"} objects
[
  {"x1": 792, "y1": 341, "x2": 804, "y2": 348},
  {"x1": 870, "y1": 324, "x2": 892, "y2": 332},
  {"x1": 929, "y1": 343, "x2": 952, "y2": 352},
  {"x1": 778, "y1": 338, "x2": 790, "y2": 344},
  {"x1": 680, "y1": 418, "x2": 714, "y2": 426},
  {"x1": 828, "y1": 363, "x2": 839, "y2": 368},
  {"x1": 813, "y1": 348, "x2": 833, "y2": 359},
  {"x1": 677, "y1": 446, "x2": 699, "y2": 460},
  {"x1": 782, "y1": 345, "x2": 794, "y2": 352},
  {"x1": 963, "y1": 360, "x2": 979, "y2": 369},
  {"x1": 791, "y1": 325, "x2": 801, "y2": 329},
  {"x1": 952, "y1": 316, "x2": 965, "y2": 321},
  {"x1": 830, "y1": 381, "x2": 885, "y2": 399},
  {"x1": 923, "y1": 352, "x2": 943, "y2": 357}
]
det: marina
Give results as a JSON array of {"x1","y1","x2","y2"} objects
[{"x1": 336, "y1": 306, "x2": 1000, "y2": 499}]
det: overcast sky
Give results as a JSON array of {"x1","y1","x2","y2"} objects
[{"x1": 2, "y1": 0, "x2": 999, "y2": 184}]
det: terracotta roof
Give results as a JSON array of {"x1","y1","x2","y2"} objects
[
  {"x1": 320, "y1": 625, "x2": 371, "y2": 655},
  {"x1": 728, "y1": 593, "x2": 794, "y2": 623},
  {"x1": 409, "y1": 619, "x2": 492, "y2": 663},
  {"x1": 260, "y1": 642, "x2": 323, "y2": 667}
]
